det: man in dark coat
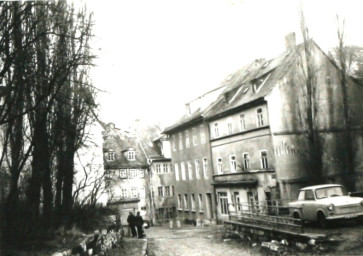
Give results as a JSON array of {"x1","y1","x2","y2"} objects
[
  {"x1": 135, "y1": 211, "x2": 144, "y2": 238},
  {"x1": 127, "y1": 212, "x2": 137, "y2": 237}
]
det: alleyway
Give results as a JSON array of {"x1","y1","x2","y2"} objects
[{"x1": 145, "y1": 225, "x2": 261, "y2": 256}]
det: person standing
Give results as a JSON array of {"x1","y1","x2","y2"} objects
[
  {"x1": 135, "y1": 211, "x2": 144, "y2": 238},
  {"x1": 127, "y1": 212, "x2": 137, "y2": 237}
]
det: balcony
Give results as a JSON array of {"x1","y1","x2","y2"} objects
[{"x1": 212, "y1": 169, "x2": 274, "y2": 187}]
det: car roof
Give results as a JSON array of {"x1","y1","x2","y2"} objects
[{"x1": 300, "y1": 184, "x2": 342, "y2": 191}]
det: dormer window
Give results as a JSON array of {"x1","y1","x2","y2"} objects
[
  {"x1": 127, "y1": 150, "x2": 135, "y2": 161},
  {"x1": 252, "y1": 72, "x2": 271, "y2": 93},
  {"x1": 106, "y1": 151, "x2": 115, "y2": 161}
]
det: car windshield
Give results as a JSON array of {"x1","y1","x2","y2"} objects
[{"x1": 315, "y1": 186, "x2": 345, "y2": 199}]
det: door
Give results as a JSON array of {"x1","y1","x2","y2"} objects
[
  {"x1": 301, "y1": 189, "x2": 316, "y2": 220},
  {"x1": 206, "y1": 193, "x2": 213, "y2": 219}
]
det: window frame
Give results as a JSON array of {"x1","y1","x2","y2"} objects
[
  {"x1": 188, "y1": 161, "x2": 193, "y2": 180},
  {"x1": 195, "y1": 159, "x2": 200, "y2": 179},
  {"x1": 260, "y1": 150, "x2": 268, "y2": 169},
  {"x1": 230, "y1": 155, "x2": 237, "y2": 173},
  {"x1": 181, "y1": 162, "x2": 186, "y2": 180},
  {"x1": 240, "y1": 113, "x2": 246, "y2": 131},
  {"x1": 106, "y1": 152, "x2": 115, "y2": 161},
  {"x1": 217, "y1": 157, "x2": 223, "y2": 174},
  {"x1": 218, "y1": 192, "x2": 229, "y2": 215},
  {"x1": 174, "y1": 163, "x2": 180, "y2": 181},
  {"x1": 127, "y1": 150, "x2": 135, "y2": 161},
  {"x1": 256, "y1": 107, "x2": 264, "y2": 127},
  {"x1": 214, "y1": 123, "x2": 219, "y2": 138},
  {"x1": 198, "y1": 194, "x2": 204, "y2": 212},
  {"x1": 242, "y1": 152, "x2": 250, "y2": 171},
  {"x1": 202, "y1": 158, "x2": 208, "y2": 178}
]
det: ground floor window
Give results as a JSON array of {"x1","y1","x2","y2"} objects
[{"x1": 218, "y1": 192, "x2": 228, "y2": 215}]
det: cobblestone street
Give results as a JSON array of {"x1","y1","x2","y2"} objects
[{"x1": 145, "y1": 225, "x2": 261, "y2": 256}]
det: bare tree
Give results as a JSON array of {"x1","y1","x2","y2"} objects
[
  {"x1": 296, "y1": 7, "x2": 324, "y2": 185},
  {"x1": 335, "y1": 15, "x2": 356, "y2": 191}
]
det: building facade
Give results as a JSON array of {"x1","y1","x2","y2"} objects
[
  {"x1": 102, "y1": 123, "x2": 156, "y2": 225},
  {"x1": 202, "y1": 33, "x2": 363, "y2": 221},
  {"x1": 163, "y1": 87, "x2": 226, "y2": 224},
  {"x1": 149, "y1": 135, "x2": 176, "y2": 224}
]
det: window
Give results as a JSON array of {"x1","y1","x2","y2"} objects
[
  {"x1": 203, "y1": 158, "x2": 208, "y2": 178},
  {"x1": 119, "y1": 169, "x2": 127, "y2": 178},
  {"x1": 261, "y1": 150, "x2": 268, "y2": 169},
  {"x1": 256, "y1": 108, "x2": 264, "y2": 127},
  {"x1": 129, "y1": 169, "x2": 137, "y2": 178},
  {"x1": 172, "y1": 135, "x2": 176, "y2": 151},
  {"x1": 227, "y1": 122, "x2": 233, "y2": 135},
  {"x1": 172, "y1": 186, "x2": 175, "y2": 196},
  {"x1": 131, "y1": 187, "x2": 138, "y2": 198},
  {"x1": 138, "y1": 169, "x2": 144, "y2": 177},
  {"x1": 185, "y1": 130, "x2": 190, "y2": 148},
  {"x1": 195, "y1": 159, "x2": 200, "y2": 179},
  {"x1": 139, "y1": 187, "x2": 145, "y2": 197},
  {"x1": 192, "y1": 128, "x2": 198, "y2": 146},
  {"x1": 181, "y1": 162, "x2": 186, "y2": 180},
  {"x1": 165, "y1": 186, "x2": 171, "y2": 197},
  {"x1": 188, "y1": 161, "x2": 193, "y2": 180},
  {"x1": 240, "y1": 113, "x2": 246, "y2": 131},
  {"x1": 121, "y1": 188, "x2": 128, "y2": 198},
  {"x1": 175, "y1": 163, "x2": 180, "y2": 181},
  {"x1": 217, "y1": 158, "x2": 223, "y2": 174},
  {"x1": 243, "y1": 153, "x2": 250, "y2": 171},
  {"x1": 163, "y1": 164, "x2": 169, "y2": 173},
  {"x1": 191, "y1": 194, "x2": 196, "y2": 211},
  {"x1": 247, "y1": 191, "x2": 259, "y2": 212},
  {"x1": 106, "y1": 152, "x2": 115, "y2": 161},
  {"x1": 230, "y1": 155, "x2": 237, "y2": 173},
  {"x1": 127, "y1": 151, "x2": 135, "y2": 161},
  {"x1": 184, "y1": 194, "x2": 189, "y2": 209},
  {"x1": 158, "y1": 186, "x2": 163, "y2": 197},
  {"x1": 156, "y1": 164, "x2": 161, "y2": 174},
  {"x1": 178, "y1": 133, "x2": 183, "y2": 150},
  {"x1": 305, "y1": 190, "x2": 315, "y2": 200},
  {"x1": 214, "y1": 123, "x2": 219, "y2": 138},
  {"x1": 234, "y1": 192, "x2": 241, "y2": 211},
  {"x1": 200, "y1": 125, "x2": 206, "y2": 144},
  {"x1": 177, "y1": 194, "x2": 182, "y2": 209},
  {"x1": 218, "y1": 192, "x2": 228, "y2": 215},
  {"x1": 198, "y1": 194, "x2": 203, "y2": 212}
]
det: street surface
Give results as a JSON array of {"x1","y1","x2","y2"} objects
[{"x1": 145, "y1": 225, "x2": 261, "y2": 256}]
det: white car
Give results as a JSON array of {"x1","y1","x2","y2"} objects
[{"x1": 289, "y1": 184, "x2": 363, "y2": 227}]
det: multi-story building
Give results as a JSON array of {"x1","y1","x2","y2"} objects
[
  {"x1": 202, "y1": 33, "x2": 363, "y2": 221},
  {"x1": 163, "y1": 86, "x2": 225, "y2": 225},
  {"x1": 149, "y1": 135, "x2": 176, "y2": 224},
  {"x1": 102, "y1": 123, "x2": 157, "y2": 225}
]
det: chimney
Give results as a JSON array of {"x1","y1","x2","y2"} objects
[{"x1": 285, "y1": 32, "x2": 296, "y2": 50}]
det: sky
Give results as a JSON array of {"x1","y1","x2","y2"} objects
[{"x1": 83, "y1": 0, "x2": 363, "y2": 129}]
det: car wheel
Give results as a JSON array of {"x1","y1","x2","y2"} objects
[{"x1": 317, "y1": 212, "x2": 329, "y2": 228}]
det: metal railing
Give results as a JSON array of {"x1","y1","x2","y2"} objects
[{"x1": 226, "y1": 200, "x2": 304, "y2": 233}]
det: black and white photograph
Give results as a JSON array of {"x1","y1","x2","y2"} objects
[{"x1": 1, "y1": 0, "x2": 363, "y2": 255}]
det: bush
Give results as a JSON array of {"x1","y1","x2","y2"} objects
[{"x1": 70, "y1": 204, "x2": 117, "y2": 233}]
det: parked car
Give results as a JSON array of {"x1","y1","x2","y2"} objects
[{"x1": 289, "y1": 184, "x2": 363, "y2": 227}]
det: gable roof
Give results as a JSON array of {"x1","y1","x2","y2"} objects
[
  {"x1": 163, "y1": 85, "x2": 226, "y2": 134},
  {"x1": 203, "y1": 49, "x2": 295, "y2": 120}
]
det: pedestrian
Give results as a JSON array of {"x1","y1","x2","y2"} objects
[
  {"x1": 135, "y1": 211, "x2": 144, "y2": 238},
  {"x1": 127, "y1": 212, "x2": 137, "y2": 237}
]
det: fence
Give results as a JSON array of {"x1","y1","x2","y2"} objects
[{"x1": 227, "y1": 200, "x2": 304, "y2": 233}]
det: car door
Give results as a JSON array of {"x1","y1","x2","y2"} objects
[{"x1": 301, "y1": 189, "x2": 316, "y2": 220}]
